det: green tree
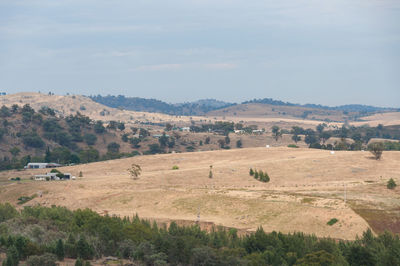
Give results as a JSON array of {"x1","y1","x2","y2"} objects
[
  {"x1": 271, "y1": 126, "x2": 282, "y2": 141},
  {"x1": 316, "y1": 123, "x2": 326, "y2": 134},
  {"x1": 165, "y1": 123, "x2": 173, "y2": 131},
  {"x1": 117, "y1": 122, "x2": 125, "y2": 131},
  {"x1": 9, "y1": 147, "x2": 20, "y2": 157},
  {"x1": 55, "y1": 239, "x2": 65, "y2": 261},
  {"x1": 76, "y1": 237, "x2": 93, "y2": 260},
  {"x1": 236, "y1": 139, "x2": 242, "y2": 148},
  {"x1": 387, "y1": 178, "x2": 397, "y2": 189},
  {"x1": 107, "y1": 121, "x2": 117, "y2": 130},
  {"x1": 217, "y1": 139, "x2": 225, "y2": 148},
  {"x1": 158, "y1": 133, "x2": 169, "y2": 148},
  {"x1": 320, "y1": 131, "x2": 332, "y2": 144},
  {"x1": 249, "y1": 168, "x2": 254, "y2": 176},
  {"x1": 368, "y1": 142, "x2": 384, "y2": 160},
  {"x1": 107, "y1": 142, "x2": 120, "y2": 154},
  {"x1": 94, "y1": 121, "x2": 105, "y2": 134},
  {"x1": 4, "y1": 245, "x2": 19, "y2": 266},
  {"x1": 79, "y1": 148, "x2": 100, "y2": 163},
  {"x1": 292, "y1": 135, "x2": 301, "y2": 144},
  {"x1": 83, "y1": 134, "x2": 97, "y2": 145}
]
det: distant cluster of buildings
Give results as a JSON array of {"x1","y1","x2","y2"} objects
[
  {"x1": 24, "y1": 162, "x2": 76, "y2": 181},
  {"x1": 25, "y1": 163, "x2": 62, "y2": 169},
  {"x1": 33, "y1": 172, "x2": 75, "y2": 181}
]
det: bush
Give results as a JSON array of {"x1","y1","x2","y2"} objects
[
  {"x1": 0, "y1": 203, "x2": 18, "y2": 222},
  {"x1": 107, "y1": 142, "x2": 120, "y2": 154},
  {"x1": 83, "y1": 134, "x2": 97, "y2": 146},
  {"x1": 288, "y1": 144, "x2": 299, "y2": 148},
  {"x1": 387, "y1": 178, "x2": 397, "y2": 189},
  {"x1": 249, "y1": 168, "x2": 254, "y2": 176},
  {"x1": 327, "y1": 218, "x2": 338, "y2": 226},
  {"x1": 26, "y1": 253, "x2": 57, "y2": 266},
  {"x1": 172, "y1": 165, "x2": 179, "y2": 170},
  {"x1": 17, "y1": 195, "x2": 36, "y2": 205}
]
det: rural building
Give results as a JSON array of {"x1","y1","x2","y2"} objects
[
  {"x1": 33, "y1": 172, "x2": 75, "y2": 181},
  {"x1": 25, "y1": 163, "x2": 62, "y2": 169},
  {"x1": 181, "y1": 127, "x2": 191, "y2": 132},
  {"x1": 234, "y1": 130, "x2": 245, "y2": 134},
  {"x1": 213, "y1": 130, "x2": 226, "y2": 135},
  {"x1": 252, "y1": 129, "x2": 264, "y2": 134},
  {"x1": 152, "y1": 134, "x2": 170, "y2": 138}
]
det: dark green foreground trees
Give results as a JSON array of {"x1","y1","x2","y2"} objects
[{"x1": 1, "y1": 203, "x2": 400, "y2": 265}]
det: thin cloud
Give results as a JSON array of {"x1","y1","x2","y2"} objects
[
  {"x1": 131, "y1": 64, "x2": 182, "y2": 71},
  {"x1": 203, "y1": 63, "x2": 238, "y2": 70}
]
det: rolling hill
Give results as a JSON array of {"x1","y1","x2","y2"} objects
[{"x1": 1, "y1": 147, "x2": 399, "y2": 239}]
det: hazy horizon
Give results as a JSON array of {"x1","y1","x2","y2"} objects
[{"x1": 1, "y1": 0, "x2": 399, "y2": 107}]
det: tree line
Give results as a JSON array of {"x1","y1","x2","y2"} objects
[{"x1": 1, "y1": 203, "x2": 400, "y2": 265}]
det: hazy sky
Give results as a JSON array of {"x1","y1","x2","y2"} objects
[{"x1": 0, "y1": 0, "x2": 399, "y2": 107}]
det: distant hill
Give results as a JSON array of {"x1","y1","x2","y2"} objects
[
  {"x1": 89, "y1": 95, "x2": 235, "y2": 116},
  {"x1": 243, "y1": 98, "x2": 397, "y2": 114}
]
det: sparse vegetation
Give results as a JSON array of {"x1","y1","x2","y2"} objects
[
  {"x1": 17, "y1": 194, "x2": 37, "y2": 205},
  {"x1": 250, "y1": 169, "x2": 270, "y2": 182},
  {"x1": 387, "y1": 178, "x2": 397, "y2": 189},
  {"x1": 327, "y1": 218, "x2": 339, "y2": 226},
  {"x1": 288, "y1": 144, "x2": 299, "y2": 148},
  {"x1": 172, "y1": 165, "x2": 179, "y2": 170}
]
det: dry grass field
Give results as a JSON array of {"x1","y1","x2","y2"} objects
[
  {"x1": 354, "y1": 112, "x2": 400, "y2": 127},
  {"x1": 1, "y1": 147, "x2": 399, "y2": 240}
]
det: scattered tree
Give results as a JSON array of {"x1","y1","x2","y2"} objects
[
  {"x1": 387, "y1": 178, "x2": 397, "y2": 189},
  {"x1": 236, "y1": 139, "x2": 242, "y2": 148},
  {"x1": 271, "y1": 126, "x2": 282, "y2": 141},
  {"x1": 368, "y1": 142, "x2": 384, "y2": 160},
  {"x1": 128, "y1": 164, "x2": 142, "y2": 180}
]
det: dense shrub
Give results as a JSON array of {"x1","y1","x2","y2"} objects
[
  {"x1": 26, "y1": 253, "x2": 57, "y2": 266},
  {"x1": 0, "y1": 205, "x2": 400, "y2": 265}
]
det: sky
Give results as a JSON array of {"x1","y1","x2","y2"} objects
[{"x1": 0, "y1": 0, "x2": 399, "y2": 107}]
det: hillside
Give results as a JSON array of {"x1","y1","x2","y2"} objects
[
  {"x1": 0, "y1": 92, "x2": 203, "y2": 126},
  {"x1": 1, "y1": 147, "x2": 400, "y2": 240},
  {"x1": 90, "y1": 95, "x2": 234, "y2": 115},
  {"x1": 207, "y1": 103, "x2": 361, "y2": 122},
  {"x1": 0, "y1": 104, "x2": 143, "y2": 170},
  {"x1": 243, "y1": 98, "x2": 397, "y2": 113}
]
